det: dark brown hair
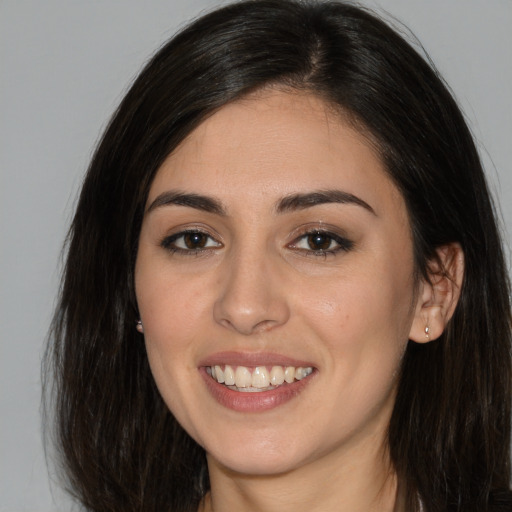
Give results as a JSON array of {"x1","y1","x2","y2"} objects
[{"x1": 45, "y1": 1, "x2": 512, "y2": 510}]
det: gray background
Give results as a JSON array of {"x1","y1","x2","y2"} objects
[{"x1": 1, "y1": 1, "x2": 510, "y2": 510}]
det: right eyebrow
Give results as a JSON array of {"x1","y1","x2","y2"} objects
[
  {"x1": 145, "y1": 190, "x2": 226, "y2": 216},
  {"x1": 275, "y1": 189, "x2": 376, "y2": 216}
]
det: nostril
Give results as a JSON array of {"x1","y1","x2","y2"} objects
[
  {"x1": 216, "y1": 317, "x2": 277, "y2": 336},
  {"x1": 252, "y1": 319, "x2": 280, "y2": 334}
]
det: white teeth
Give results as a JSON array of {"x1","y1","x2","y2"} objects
[
  {"x1": 284, "y1": 366, "x2": 295, "y2": 383},
  {"x1": 209, "y1": 364, "x2": 313, "y2": 389},
  {"x1": 270, "y1": 366, "x2": 285, "y2": 385},
  {"x1": 235, "y1": 366, "x2": 252, "y2": 388},
  {"x1": 295, "y1": 367, "x2": 312, "y2": 380},
  {"x1": 214, "y1": 365, "x2": 224, "y2": 383},
  {"x1": 251, "y1": 367, "x2": 270, "y2": 388},
  {"x1": 224, "y1": 365, "x2": 235, "y2": 385}
]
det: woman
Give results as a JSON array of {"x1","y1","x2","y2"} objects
[{"x1": 45, "y1": 1, "x2": 512, "y2": 511}]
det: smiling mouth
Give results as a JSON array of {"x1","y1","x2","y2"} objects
[{"x1": 206, "y1": 364, "x2": 314, "y2": 392}]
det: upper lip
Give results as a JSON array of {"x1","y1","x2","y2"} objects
[{"x1": 198, "y1": 351, "x2": 316, "y2": 368}]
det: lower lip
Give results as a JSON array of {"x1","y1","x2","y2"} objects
[{"x1": 200, "y1": 367, "x2": 315, "y2": 412}]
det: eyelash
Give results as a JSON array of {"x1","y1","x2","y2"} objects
[
  {"x1": 160, "y1": 229, "x2": 354, "y2": 257},
  {"x1": 288, "y1": 230, "x2": 354, "y2": 256},
  {"x1": 161, "y1": 229, "x2": 222, "y2": 255}
]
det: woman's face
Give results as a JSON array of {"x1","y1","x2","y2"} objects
[{"x1": 135, "y1": 89, "x2": 420, "y2": 476}]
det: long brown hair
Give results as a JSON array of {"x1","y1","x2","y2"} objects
[{"x1": 45, "y1": 1, "x2": 512, "y2": 510}]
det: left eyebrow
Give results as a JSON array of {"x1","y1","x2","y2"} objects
[
  {"x1": 275, "y1": 190, "x2": 376, "y2": 216},
  {"x1": 146, "y1": 190, "x2": 226, "y2": 216}
]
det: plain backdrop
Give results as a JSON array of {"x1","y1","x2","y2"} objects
[{"x1": 1, "y1": 1, "x2": 511, "y2": 510}]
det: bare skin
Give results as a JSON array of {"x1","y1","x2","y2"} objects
[{"x1": 136, "y1": 89, "x2": 462, "y2": 512}]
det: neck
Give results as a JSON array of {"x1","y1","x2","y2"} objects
[{"x1": 201, "y1": 434, "x2": 401, "y2": 512}]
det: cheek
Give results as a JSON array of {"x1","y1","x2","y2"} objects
[
  {"x1": 139, "y1": 286, "x2": 209, "y2": 376},
  {"x1": 298, "y1": 259, "x2": 415, "y2": 377},
  {"x1": 303, "y1": 276, "x2": 412, "y2": 337},
  {"x1": 137, "y1": 272, "x2": 213, "y2": 437},
  {"x1": 136, "y1": 251, "x2": 211, "y2": 337},
  {"x1": 135, "y1": 258, "x2": 202, "y2": 386},
  {"x1": 298, "y1": 274, "x2": 413, "y2": 427}
]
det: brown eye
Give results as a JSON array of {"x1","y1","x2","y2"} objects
[
  {"x1": 183, "y1": 232, "x2": 208, "y2": 249},
  {"x1": 290, "y1": 230, "x2": 354, "y2": 256},
  {"x1": 307, "y1": 233, "x2": 333, "y2": 251},
  {"x1": 161, "y1": 230, "x2": 222, "y2": 253}
]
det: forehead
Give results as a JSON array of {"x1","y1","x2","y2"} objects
[{"x1": 148, "y1": 89, "x2": 404, "y2": 218}]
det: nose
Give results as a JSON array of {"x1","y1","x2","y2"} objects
[{"x1": 213, "y1": 248, "x2": 290, "y2": 336}]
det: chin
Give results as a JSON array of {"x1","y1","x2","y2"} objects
[
  {"x1": 203, "y1": 430, "x2": 313, "y2": 476},
  {"x1": 208, "y1": 451, "x2": 305, "y2": 477}
]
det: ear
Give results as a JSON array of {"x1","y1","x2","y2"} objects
[{"x1": 409, "y1": 243, "x2": 464, "y2": 343}]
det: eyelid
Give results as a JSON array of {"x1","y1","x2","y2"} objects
[
  {"x1": 160, "y1": 223, "x2": 223, "y2": 241},
  {"x1": 287, "y1": 224, "x2": 354, "y2": 254},
  {"x1": 288, "y1": 222, "x2": 351, "y2": 241},
  {"x1": 160, "y1": 225, "x2": 223, "y2": 254}
]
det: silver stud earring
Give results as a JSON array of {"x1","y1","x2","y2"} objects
[
  {"x1": 424, "y1": 325, "x2": 430, "y2": 340},
  {"x1": 136, "y1": 320, "x2": 144, "y2": 333}
]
